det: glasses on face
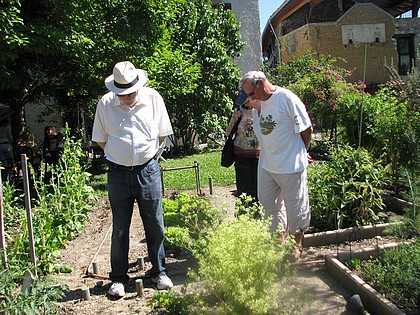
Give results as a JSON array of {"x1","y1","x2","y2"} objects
[
  {"x1": 117, "y1": 91, "x2": 137, "y2": 98},
  {"x1": 241, "y1": 99, "x2": 250, "y2": 109},
  {"x1": 248, "y1": 80, "x2": 260, "y2": 97}
]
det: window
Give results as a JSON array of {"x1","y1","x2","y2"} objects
[{"x1": 395, "y1": 35, "x2": 415, "y2": 75}]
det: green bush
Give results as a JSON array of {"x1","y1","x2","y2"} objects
[
  {"x1": 308, "y1": 144, "x2": 389, "y2": 230},
  {"x1": 2, "y1": 127, "x2": 96, "y2": 279},
  {"x1": 348, "y1": 242, "x2": 419, "y2": 313},
  {"x1": 234, "y1": 193, "x2": 264, "y2": 219},
  {"x1": 0, "y1": 264, "x2": 64, "y2": 314},
  {"x1": 192, "y1": 216, "x2": 291, "y2": 315},
  {"x1": 163, "y1": 192, "x2": 223, "y2": 255}
]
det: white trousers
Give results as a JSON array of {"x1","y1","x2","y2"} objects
[{"x1": 258, "y1": 168, "x2": 311, "y2": 234}]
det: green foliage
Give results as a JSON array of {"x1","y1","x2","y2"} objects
[
  {"x1": 160, "y1": 151, "x2": 235, "y2": 191},
  {"x1": 349, "y1": 242, "x2": 420, "y2": 313},
  {"x1": 234, "y1": 193, "x2": 264, "y2": 220},
  {"x1": 1, "y1": 0, "x2": 243, "y2": 152},
  {"x1": 0, "y1": 266, "x2": 64, "y2": 315},
  {"x1": 147, "y1": 289, "x2": 199, "y2": 315},
  {"x1": 4, "y1": 127, "x2": 95, "y2": 274},
  {"x1": 163, "y1": 192, "x2": 223, "y2": 254},
  {"x1": 264, "y1": 53, "x2": 353, "y2": 139},
  {"x1": 308, "y1": 144, "x2": 389, "y2": 230},
  {"x1": 367, "y1": 82, "x2": 419, "y2": 189},
  {"x1": 192, "y1": 216, "x2": 291, "y2": 315}
]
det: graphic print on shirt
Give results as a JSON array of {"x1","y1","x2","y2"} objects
[{"x1": 259, "y1": 114, "x2": 277, "y2": 135}]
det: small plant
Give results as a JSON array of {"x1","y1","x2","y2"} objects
[
  {"x1": 234, "y1": 193, "x2": 264, "y2": 219},
  {"x1": 163, "y1": 192, "x2": 223, "y2": 255},
  {"x1": 349, "y1": 242, "x2": 419, "y2": 313},
  {"x1": 0, "y1": 265, "x2": 64, "y2": 315},
  {"x1": 191, "y1": 216, "x2": 292, "y2": 315},
  {"x1": 147, "y1": 289, "x2": 198, "y2": 314}
]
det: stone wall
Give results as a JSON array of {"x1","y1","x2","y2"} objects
[{"x1": 280, "y1": 3, "x2": 398, "y2": 84}]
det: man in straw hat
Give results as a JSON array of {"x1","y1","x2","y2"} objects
[{"x1": 92, "y1": 61, "x2": 174, "y2": 298}]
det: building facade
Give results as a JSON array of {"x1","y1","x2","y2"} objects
[{"x1": 262, "y1": 0, "x2": 419, "y2": 84}]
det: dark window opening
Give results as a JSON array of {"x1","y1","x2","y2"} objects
[{"x1": 395, "y1": 35, "x2": 415, "y2": 75}]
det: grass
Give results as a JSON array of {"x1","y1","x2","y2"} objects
[
  {"x1": 160, "y1": 150, "x2": 235, "y2": 191},
  {"x1": 89, "y1": 150, "x2": 236, "y2": 194}
]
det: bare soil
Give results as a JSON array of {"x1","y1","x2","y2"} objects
[{"x1": 51, "y1": 185, "x2": 395, "y2": 315}]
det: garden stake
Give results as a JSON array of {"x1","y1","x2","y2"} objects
[
  {"x1": 85, "y1": 222, "x2": 112, "y2": 276},
  {"x1": 0, "y1": 173, "x2": 7, "y2": 267},
  {"x1": 135, "y1": 279, "x2": 144, "y2": 297},
  {"x1": 82, "y1": 287, "x2": 91, "y2": 301},
  {"x1": 92, "y1": 262, "x2": 99, "y2": 274},
  {"x1": 137, "y1": 256, "x2": 145, "y2": 270},
  {"x1": 21, "y1": 154, "x2": 37, "y2": 277},
  {"x1": 209, "y1": 177, "x2": 213, "y2": 195}
]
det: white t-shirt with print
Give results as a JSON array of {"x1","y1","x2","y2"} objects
[{"x1": 254, "y1": 87, "x2": 312, "y2": 174}]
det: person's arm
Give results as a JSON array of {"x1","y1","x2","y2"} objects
[
  {"x1": 300, "y1": 126, "x2": 313, "y2": 151},
  {"x1": 226, "y1": 108, "x2": 242, "y2": 135},
  {"x1": 96, "y1": 142, "x2": 106, "y2": 150},
  {"x1": 159, "y1": 137, "x2": 166, "y2": 144}
]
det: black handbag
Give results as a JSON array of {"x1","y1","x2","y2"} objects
[{"x1": 221, "y1": 116, "x2": 241, "y2": 168}]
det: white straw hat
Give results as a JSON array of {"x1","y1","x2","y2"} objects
[{"x1": 105, "y1": 61, "x2": 148, "y2": 95}]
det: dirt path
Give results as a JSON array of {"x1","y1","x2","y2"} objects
[{"x1": 52, "y1": 186, "x2": 359, "y2": 315}]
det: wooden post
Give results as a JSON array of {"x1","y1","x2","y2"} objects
[
  {"x1": 82, "y1": 287, "x2": 91, "y2": 301},
  {"x1": 92, "y1": 262, "x2": 99, "y2": 274},
  {"x1": 21, "y1": 154, "x2": 37, "y2": 277},
  {"x1": 135, "y1": 279, "x2": 144, "y2": 297},
  {"x1": 209, "y1": 177, "x2": 213, "y2": 195},
  {"x1": 0, "y1": 173, "x2": 7, "y2": 267},
  {"x1": 137, "y1": 256, "x2": 144, "y2": 270}
]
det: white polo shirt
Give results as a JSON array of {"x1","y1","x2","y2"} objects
[
  {"x1": 253, "y1": 87, "x2": 312, "y2": 174},
  {"x1": 92, "y1": 87, "x2": 173, "y2": 166}
]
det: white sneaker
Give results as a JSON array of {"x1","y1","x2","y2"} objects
[
  {"x1": 107, "y1": 282, "x2": 125, "y2": 298},
  {"x1": 151, "y1": 274, "x2": 173, "y2": 290}
]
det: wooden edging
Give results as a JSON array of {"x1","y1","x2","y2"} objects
[
  {"x1": 302, "y1": 223, "x2": 399, "y2": 248},
  {"x1": 325, "y1": 247, "x2": 406, "y2": 315}
]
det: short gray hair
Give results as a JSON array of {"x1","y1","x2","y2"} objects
[{"x1": 240, "y1": 71, "x2": 267, "y2": 88}]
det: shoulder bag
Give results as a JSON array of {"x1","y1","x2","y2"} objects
[{"x1": 221, "y1": 116, "x2": 241, "y2": 168}]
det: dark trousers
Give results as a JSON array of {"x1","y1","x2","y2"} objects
[
  {"x1": 234, "y1": 156, "x2": 258, "y2": 200},
  {"x1": 107, "y1": 158, "x2": 166, "y2": 283}
]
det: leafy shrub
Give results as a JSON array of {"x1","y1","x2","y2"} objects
[
  {"x1": 348, "y1": 242, "x2": 419, "y2": 314},
  {"x1": 163, "y1": 192, "x2": 223, "y2": 255},
  {"x1": 308, "y1": 144, "x2": 389, "y2": 230},
  {"x1": 3, "y1": 127, "x2": 96, "y2": 275},
  {"x1": 147, "y1": 289, "x2": 199, "y2": 314},
  {"x1": 265, "y1": 52, "x2": 353, "y2": 139},
  {"x1": 234, "y1": 193, "x2": 264, "y2": 219},
  {"x1": 192, "y1": 216, "x2": 291, "y2": 315},
  {"x1": 0, "y1": 265, "x2": 64, "y2": 315}
]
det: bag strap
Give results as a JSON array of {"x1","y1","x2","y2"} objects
[{"x1": 227, "y1": 115, "x2": 241, "y2": 140}]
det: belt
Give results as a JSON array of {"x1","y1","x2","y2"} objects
[{"x1": 107, "y1": 156, "x2": 156, "y2": 171}]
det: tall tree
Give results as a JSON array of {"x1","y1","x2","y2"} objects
[{"x1": 0, "y1": 0, "x2": 243, "y2": 152}]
